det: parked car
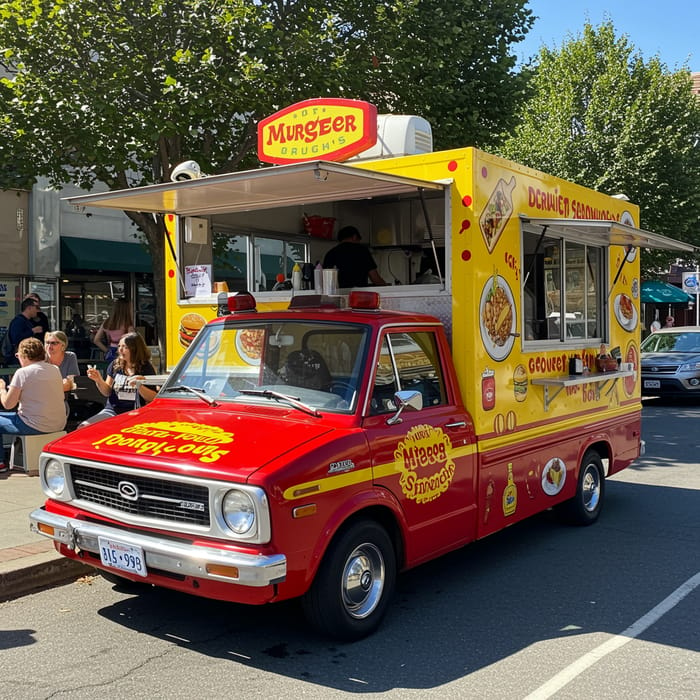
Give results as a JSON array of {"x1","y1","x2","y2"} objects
[{"x1": 640, "y1": 326, "x2": 700, "y2": 398}]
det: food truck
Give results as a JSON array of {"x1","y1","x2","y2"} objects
[{"x1": 30, "y1": 99, "x2": 692, "y2": 640}]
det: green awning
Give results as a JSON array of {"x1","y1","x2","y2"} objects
[
  {"x1": 61, "y1": 236, "x2": 153, "y2": 273},
  {"x1": 640, "y1": 280, "x2": 692, "y2": 304}
]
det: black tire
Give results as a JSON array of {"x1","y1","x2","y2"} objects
[
  {"x1": 302, "y1": 520, "x2": 396, "y2": 641},
  {"x1": 557, "y1": 450, "x2": 605, "y2": 526}
]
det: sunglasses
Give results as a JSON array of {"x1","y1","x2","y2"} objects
[{"x1": 45, "y1": 340, "x2": 62, "y2": 345}]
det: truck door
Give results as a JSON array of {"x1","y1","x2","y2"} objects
[{"x1": 363, "y1": 329, "x2": 478, "y2": 565}]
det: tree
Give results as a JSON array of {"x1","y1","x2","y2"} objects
[
  {"x1": 0, "y1": 0, "x2": 533, "y2": 353},
  {"x1": 496, "y1": 21, "x2": 700, "y2": 276}
]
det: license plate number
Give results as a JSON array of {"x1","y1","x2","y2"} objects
[
  {"x1": 98, "y1": 537, "x2": 147, "y2": 577},
  {"x1": 644, "y1": 379, "x2": 661, "y2": 389}
]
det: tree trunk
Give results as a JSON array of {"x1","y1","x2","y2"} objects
[{"x1": 125, "y1": 212, "x2": 168, "y2": 365}]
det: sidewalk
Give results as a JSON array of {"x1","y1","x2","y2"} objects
[{"x1": 0, "y1": 469, "x2": 92, "y2": 601}]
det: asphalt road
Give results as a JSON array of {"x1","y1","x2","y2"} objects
[{"x1": 1, "y1": 400, "x2": 698, "y2": 699}]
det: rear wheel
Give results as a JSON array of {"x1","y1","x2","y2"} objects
[
  {"x1": 302, "y1": 520, "x2": 396, "y2": 641},
  {"x1": 557, "y1": 450, "x2": 605, "y2": 525}
]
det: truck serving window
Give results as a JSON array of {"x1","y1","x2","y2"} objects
[
  {"x1": 178, "y1": 227, "x2": 310, "y2": 297},
  {"x1": 370, "y1": 331, "x2": 446, "y2": 414},
  {"x1": 522, "y1": 230, "x2": 604, "y2": 344}
]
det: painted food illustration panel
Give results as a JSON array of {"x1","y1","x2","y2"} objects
[
  {"x1": 480, "y1": 274, "x2": 516, "y2": 361},
  {"x1": 479, "y1": 176, "x2": 516, "y2": 252}
]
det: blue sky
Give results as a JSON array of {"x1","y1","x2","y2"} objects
[{"x1": 517, "y1": 0, "x2": 700, "y2": 72}]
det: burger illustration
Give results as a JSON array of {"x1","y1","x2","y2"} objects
[
  {"x1": 513, "y1": 364, "x2": 528, "y2": 402},
  {"x1": 178, "y1": 312, "x2": 206, "y2": 349}
]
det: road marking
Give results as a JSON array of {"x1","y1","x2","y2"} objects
[{"x1": 524, "y1": 571, "x2": 700, "y2": 700}]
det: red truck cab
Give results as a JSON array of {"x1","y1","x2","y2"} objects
[{"x1": 31, "y1": 291, "x2": 477, "y2": 639}]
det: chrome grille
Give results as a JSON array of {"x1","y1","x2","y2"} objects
[
  {"x1": 643, "y1": 364, "x2": 679, "y2": 373},
  {"x1": 70, "y1": 464, "x2": 210, "y2": 526}
]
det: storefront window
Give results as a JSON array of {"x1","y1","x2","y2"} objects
[
  {"x1": 135, "y1": 277, "x2": 157, "y2": 345},
  {"x1": 60, "y1": 274, "x2": 156, "y2": 358},
  {"x1": 0, "y1": 277, "x2": 22, "y2": 338}
]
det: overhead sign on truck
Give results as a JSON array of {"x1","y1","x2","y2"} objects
[{"x1": 257, "y1": 98, "x2": 377, "y2": 164}]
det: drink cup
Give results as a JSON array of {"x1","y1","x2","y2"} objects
[{"x1": 323, "y1": 268, "x2": 338, "y2": 295}]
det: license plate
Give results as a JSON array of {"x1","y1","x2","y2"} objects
[
  {"x1": 644, "y1": 379, "x2": 661, "y2": 389},
  {"x1": 98, "y1": 536, "x2": 147, "y2": 577}
]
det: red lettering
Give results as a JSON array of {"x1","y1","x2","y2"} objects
[
  {"x1": 265, "y1": 123, "x2": 284, "y2": 146},
  {"x1": 403, "y1": 447, "x2": 417, "y2": 470}
]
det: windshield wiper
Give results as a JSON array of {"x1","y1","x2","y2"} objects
[
  {"x1": 164, "y1": 385, "x2": 219, "y2": 406},
  {"x1": 237, "y1": 389, "x2": 320, "y2": 417}
]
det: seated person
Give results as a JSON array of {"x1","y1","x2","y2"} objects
[
  {"x1": 0, "y1": 338, "x2": 66, "y2": 472},
  {"x1": 44, "y1": 330, "x2": 80, "y2": 392},
  {"x1": 80, "y1": 332, "x2": 157, "y2": 427}
]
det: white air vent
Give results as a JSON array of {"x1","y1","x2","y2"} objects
[{"x1": 351, "y1": 115, "x2": 433, "y2": 160}]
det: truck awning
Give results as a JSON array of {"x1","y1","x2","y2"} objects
[
  {"x1": 520, "y1": 216, "x2": 696, "y2": 252},
  {"x1": 63, "y1": 161, "x2": 447, "y2": 216}
]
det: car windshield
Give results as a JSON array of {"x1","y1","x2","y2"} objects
[
  {"x1": 161, "y1": 319, "x2": 369, "y2": 413},
  {"x1": 641, "y1": 331, "x2": 700, "y2": 353}
]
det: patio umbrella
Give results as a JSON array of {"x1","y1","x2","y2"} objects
[{"x1": 640, "y1": 280, "x2": 692, "y2": 304}]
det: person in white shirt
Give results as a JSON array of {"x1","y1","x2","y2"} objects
[{"x1": 0, "y1": 337, "x2": 66, "y2": 472}]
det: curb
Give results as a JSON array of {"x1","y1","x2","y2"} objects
[{"x1": 0, "y1": 555, "x2": 93, "y2": 602}]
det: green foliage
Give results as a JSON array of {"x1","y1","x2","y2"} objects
[
  {"x1": 497, "y1": 21, "x2": 700, "y2": 276},
  {"x1": 0, "y1": 0, "x2": 533, "y2": 352},
  {"x1": 0, "y1": 0, "x2": 533, "y2": 191}
]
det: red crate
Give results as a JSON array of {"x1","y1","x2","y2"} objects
[{"x1": 303, "y1": 215, "x2": 336, "y2": 239}]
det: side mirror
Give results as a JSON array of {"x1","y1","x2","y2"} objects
[{"x1": 386, "y1": 389, "x2": 423, "y2": 426}]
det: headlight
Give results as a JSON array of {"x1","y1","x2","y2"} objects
[
  {"x1": 45, "y1": 459, "x2": 66, "y2": 497},
  {"x1": 222, "y1": 489, "x2": 256, "y2": 535},
  {"x1": 678, "y1": 362, "x2": 700, "y2": 371}
]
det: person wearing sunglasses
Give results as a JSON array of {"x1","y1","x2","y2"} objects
[
  {"x1": 44, "y1": 331, "x2": 80, "y2": 393},
  {"x1": 0, "y1": 337, "x2": 66, "y2": 472}
]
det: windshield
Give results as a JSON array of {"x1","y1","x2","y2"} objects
[
  {"x1": 162, "y1": 319, "x2": 370, "y2": 413},
  {"x1": 641, "y1": 331, "x2": 700, "y2": 353}
]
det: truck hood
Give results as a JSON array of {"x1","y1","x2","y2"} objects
[{"x1": 50, "y1": 403, "x2": 335, "y2": 479}]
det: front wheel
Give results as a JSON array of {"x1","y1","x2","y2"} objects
[
  {"x1": 302, "y1": 520, "x2": 396, "y2": 641},
  {"x1": 557, "y1": 450, "x2": 605, "y2": 526}
]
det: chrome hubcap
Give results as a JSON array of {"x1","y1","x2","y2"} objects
[
  {"x1": 341, "y1": 543, "x2": 385, "y2": 619},
  {"x1": 582, "y1": 464, "x2": 601, "y2": 512}
]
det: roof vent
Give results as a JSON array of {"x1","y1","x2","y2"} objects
[{"x1": 351, "y1": 115, "x2": 433, "y2": 161}]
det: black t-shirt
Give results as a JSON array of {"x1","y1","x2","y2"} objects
[
  {"x1": 323, "y1": 241, "x2": 378, "y2": 288},
  {"x1": 107, "y1": 361, "x2": 156, "y2": 413}
]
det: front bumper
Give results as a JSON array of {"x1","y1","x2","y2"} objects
[
  {"x1": 641, "y1": 374, "x2": 700, "y2": 397},
  {"x1": 29, "y1": 507, "x2": 286, "y2": 587}
]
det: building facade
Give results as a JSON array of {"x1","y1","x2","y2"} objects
[{"x1": 0, "y1": 180, "x2": 155, "y2": 363}]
